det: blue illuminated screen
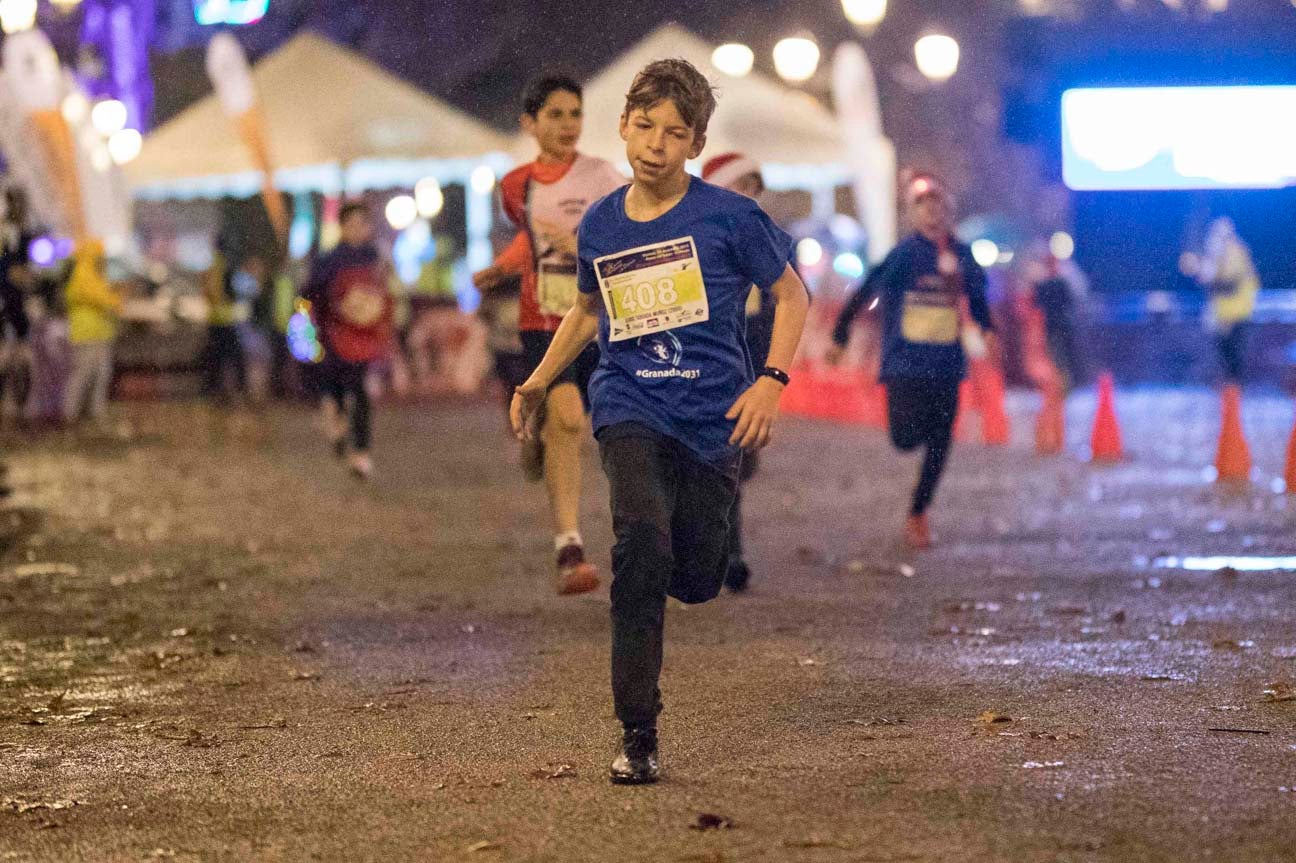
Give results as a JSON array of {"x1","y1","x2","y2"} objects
[
  {"x1": 1061, "y1": 86, "x2": 1296, "y2": 191},
  {"x1": 194, "y1": 0, "x2": 269, "y2": 25}
]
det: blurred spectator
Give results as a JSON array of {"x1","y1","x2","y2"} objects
[
  {"x1": 63, "y1": 241, "x2": 122, "y2": 426},
  {"x1": 476, "y1": 273, "x2": 526, "y2": 411},
  {"x1": 0, "y1": 187, "x2": 34, "y2": 427},
  {"x1": 1025, "y1": 247, "x2": 1088, "y2": 390},
  {"x1": 1195, "y1": 217, "x2": 1259, "y2": 384},
  {"x1": 200, "y1": 238, "x2": 251, "y2": 402}
]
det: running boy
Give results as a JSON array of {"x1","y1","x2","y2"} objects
[
  {"x1": 303, "y1": 201, "x2": 393, "y2": 480},
  {"x1": 826, "y1": 174, "x2": 993, "y2": 549},
  {"x1": 511, "y1": 59, "x2": 810, "y2": 784},
  {"x1": 474, "y1": 75, "x2": 626, "y2": 596}
]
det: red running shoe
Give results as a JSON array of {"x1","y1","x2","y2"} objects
[
  {"x1": 555, "y1": 544, "x2": 600, "y2": 595},
  {"x1": 904, "y1": 513, "x2": 932, "y2": 550}
]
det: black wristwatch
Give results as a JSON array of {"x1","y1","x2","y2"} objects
[{"x1": 759, "y1": 366, "x2": 790, "y2": 387}]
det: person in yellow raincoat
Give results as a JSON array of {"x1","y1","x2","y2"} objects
[{"x1": 63, "y1": 240, "x2": 122, "y2": 424}]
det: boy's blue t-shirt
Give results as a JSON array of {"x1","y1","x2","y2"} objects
[{"x1": 577, "y1": 179, "x2": 793, "y2": 467}]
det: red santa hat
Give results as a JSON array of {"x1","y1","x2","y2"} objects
[
  {"x1": 702, "y1": 152, "x2": 761, "y2": 190},
  {"x1": 902, "y1": 169, "x2": 951, "y2": 207}
]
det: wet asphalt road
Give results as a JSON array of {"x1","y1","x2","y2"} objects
[{"x1": 1, "y1": 387, "x2": 1295, "y2": 862}]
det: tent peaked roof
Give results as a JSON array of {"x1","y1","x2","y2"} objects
[
  {"x1": 560, "y1": 23, "x2": 846, "y2": 170},
  {"x1": 128, "y1": 31, "x2": 510, "y2": 190}
]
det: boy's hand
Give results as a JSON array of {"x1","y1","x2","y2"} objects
[
  {"x1": 726, "y1": 376, "x2": 785, "y2": 450},
  {"x1": 473, "y1": 265, "x2": 507, "y2": 291},
  {"x1": 535, "y1": 220, "x2": 578, "y2": 258},
  {"x1": 824, "y1": 343, "x2": 847, "y2": 367},
  {"x1": 510, "y1": 378, "x2": 548, "y2": 441}
]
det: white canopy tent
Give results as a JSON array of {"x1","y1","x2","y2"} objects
[
  {"x1": 514, "y1": 23, "x2": 853, "y2": 199},
  {"x1": 127, "y1": 32, "x2": 513, "y2": 269}
]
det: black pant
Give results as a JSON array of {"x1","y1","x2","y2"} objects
[
  {"x1": 599, "y1": 424, "x2": 739, "y2": 730},
  {"x1": 886, "y1": 377, "x2": 960, "y2": 516},
  {"x1": 201, "y1": 325, "x2": 247, "y2": 397},
  {"x1": 1217, "y1": 325, "x2": 1247, "y2": 383},
  {"x1": 323, "y1": 358, "x2": 371, "y2": 451}
]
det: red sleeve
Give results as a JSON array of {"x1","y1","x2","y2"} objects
[
  {"x1": 498, "y1": 166, "x2": 530, "y2": 230},
  {"x1": 494, "y1": 231, "x2": 530, "y2": 275}
]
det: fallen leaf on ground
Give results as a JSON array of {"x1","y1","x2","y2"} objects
[
  {"x1": 846, "y1": 717, "x2": 906, "y2": 727},
  {"x1": 2, "y1": 797, "x2": 81, "y2": 814},
  {"x1": 1212, "y1": 639, "x2": 1256, "y2": 651},
  {"x1": 292, "y1": 671, "x2": 321, "y2": 681},
  {"x1": 797, "y1": 657, "x2": 818, "y2": 667},
  {"x1": 466, "y1": 840, "x2": 501, "y2": 852},
  {"x1": 11, "y1": 563, "x2": 80, "y2": 579},
  {"x1": 977, "y1": 711, "x2": 1012, "y2": 725},
  {"x1": 238, "y1": 717, "x2": 287, "y2": 730},
  {"x1": 783, "y1": 837, "x2": 853, "y2": 849},
  {"x1": 1021, "y1": 761, "x2": 1066, "y2": 769},
  {"x1": 530, "y1": 763, "x2": 577, "y2": 780},
  {"x1": 899, "y1": 564, "x2": 916, "y2": 578},
  {"x1": 689, "y1": 812, "x2": 734, "y2": 831},
  {"x1": 1262, "y1": 681, "x2": 1296, "y2": 703},
  {"x1": 180, "y1": 729, "x2": 220, "y2": 748}
]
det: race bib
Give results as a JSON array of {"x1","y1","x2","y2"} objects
[
  {"x1": 901, "y1": 290, "x2": 959, "y2": 345},
  {"x1": 594, "y1": 237, "x2": 708, "y2": 343},
  {"x1": 537, "y1": 260, "x2": 579, "y2": 317}
]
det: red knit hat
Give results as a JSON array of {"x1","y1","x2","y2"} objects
[{"x1": 702, "y1": 152, "x2": 761, "y2": 190}]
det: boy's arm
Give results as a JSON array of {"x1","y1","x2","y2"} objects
[
  {"x1": 509, "y1": 291, "x2": 601, "y2": 440},
  {"x1": 965, "y1": 259, "x2": 994, "y2": 331},
  {"x1": 830, "y1": 254, "x2": 893, "y2": 350},
  {"x1": 727, "y1": 264, "x2": 810, "y2": 450}
]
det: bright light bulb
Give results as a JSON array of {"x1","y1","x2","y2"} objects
[
  {"x1": 711, "y1": 43, "x2": 754, "y2": 78},
  {"x1": 971, "y1": 239, "x2": 1000, "y2": 268},
  {"x1": 415, "y1": 177, "x2": 444, "y2": 218},
  {"x1": 914, "y1": 33, "x2": 960, "y2": 83},
  {"x1": 385, "y1": 195, "x2": 418, "y2": 231},
  {"x1": 833, "y1": 252, "x2": 865, "y2": 279},
  {"x1": 0, "y1": 0, "x2": 37, "y2": 34},
  {"x1": 796, "y1": 237, "x2": 824, "y2": 267},
  {"x1": 107, "y1": 128, "x2": 142, "y2": 165},
  {"x1": 49, "y1": 0, "x2": 82, "y2": 9},
  {"x1": 470, "y1": 165, "x2": 496, "y2": 195},
  {"x1": 773, "y1": 36, "x2": 821, "y2": 84},
  {"x1": 1050, "y1": 231, "x2": 1075, "y2": 260},
  {"x1": 91, "y1": 100, "x2": 128, "y2": 136},
  {"x1": 842, "y1": 0, "x2": 886, "y2": 27},
  {"x1": 61, "y1": 92, "x2": 90, "y2": 125}
]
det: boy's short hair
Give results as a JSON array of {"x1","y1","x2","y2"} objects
[
  {"x1": 523, "y1": 75, "x2": 582, "y2": 118},
  {"x1": 339, "y1": 201, "x2": 370, "y2": 224},
  {"x1": 623, "y1": 59, "x2": 717, "y2": 138}
]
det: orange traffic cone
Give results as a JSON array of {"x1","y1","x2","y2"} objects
[
  {"x1": 971, "y1": 357, "x2": 1011, "y2": 446},
  {"x1": 1283, "y1": 410, "x2": 1296, "y2": 493},
  {"x1": 1214, "y1": 384, "x2": 1251, "y2": 484},
  {"x1": 1035, "y1": 384, "x2": 1066, "y2": 456},
  {"x1": 1090, "y1": 372, "x2": 1123, "y2": 463}
]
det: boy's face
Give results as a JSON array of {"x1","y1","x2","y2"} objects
[
  {"x1": 522, "y1": 89, "x2": 583, "y2": 162},
  {"x1": 341, "y1": 212, "x2": 373, "y2": 246},
  {"x1": 913, "y1": 192, "x2": 952, "y2": 237},
  {"x1": 620, "y1": 100, "x2": 705, "y2": 187}
]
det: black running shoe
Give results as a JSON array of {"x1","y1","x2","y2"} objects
[
  {"x1": 610, "y1": 727, "x2": 659, "y2": 785},
  {"x1": 724, "y1": 559, "x2": 751, "y2": 593}
]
